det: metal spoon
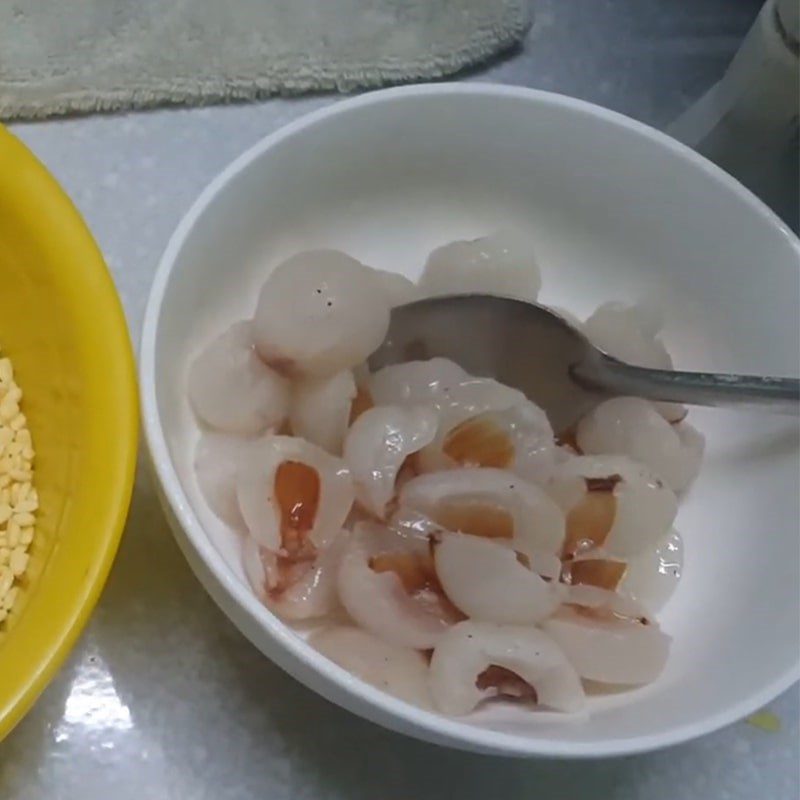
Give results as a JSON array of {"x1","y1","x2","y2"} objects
[{"x1": 368, "y1": 294, "x2": 800, "y2": 432}]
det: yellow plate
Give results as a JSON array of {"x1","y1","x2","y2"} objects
[{"x1": 0, "y1": 126, "x2": 138, "y2": 739}]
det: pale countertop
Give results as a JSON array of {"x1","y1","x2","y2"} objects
[{"x1": 2, "y1": 1, "x2": 798, "y2": 798}]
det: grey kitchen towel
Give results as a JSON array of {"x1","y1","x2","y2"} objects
[{"x1": 0, "y1": 0, "x2": 530, "y2": 120}]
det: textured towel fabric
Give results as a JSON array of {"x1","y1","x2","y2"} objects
[{"x1": 0, "y1": 0, "x2": 529, "y2": 120}]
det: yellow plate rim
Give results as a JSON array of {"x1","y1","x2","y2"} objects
[{"x1": 0, "y1": 125, "x2": 138, "y2": 740}]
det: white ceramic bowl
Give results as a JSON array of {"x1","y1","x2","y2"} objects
[{"x1": 140, "y1": 84, "x2": 800, "y2": 757}]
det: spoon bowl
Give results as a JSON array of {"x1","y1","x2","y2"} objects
[{"x1": 369, "y1": 294, "x2": 599, "y2": 431}]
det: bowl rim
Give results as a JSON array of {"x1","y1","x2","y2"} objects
[
  {"x1": 139, "y1": 82, "x2": 800, "y2": 758},
  {"x1": 0, "y1": 125, "x2": 139, "y2": 740}
]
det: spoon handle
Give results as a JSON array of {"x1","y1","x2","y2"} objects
[{"x1": 583, "y1": 356, "x2": 800, "y2": 415}]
